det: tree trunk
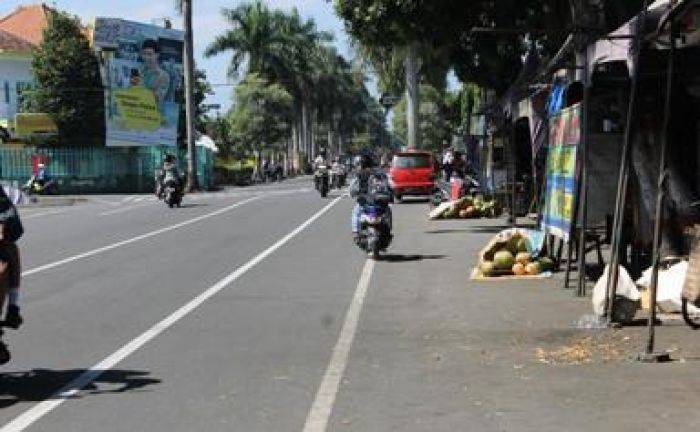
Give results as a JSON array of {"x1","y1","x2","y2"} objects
[
  {"x1": 183, "y1": 0, "x2": 198, "y2": 191},
  {"x1": 311, "y1": 109, "x2": 317, "y2": 159},
  {"x1": 328, "y1": 129, "x2": 334, "y2": 158},
  {"x1": 301, "y1": 100, "x2": 309, "y2": 166},
  {"x1": 404, "y1": 43, "x2": 421, "y2": 149},
  {"x1": 292, "y1": 121, "x2": 297, "y2": 172}
]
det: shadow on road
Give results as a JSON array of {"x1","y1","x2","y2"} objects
[
  {"x1": 0, "y1": 368, "x2": 160, "y2": 409},
  {"x1": 395, "y1": 198, "x2": 430, "y2": 205},
  {"x1": 380, "y1": 254, "x2": 446, "y2": 263},
  {"x1": 424, "y1": 226, "x2": 510, "y2": 235},
  {"x1": 179, "y1": 203, "x2": 208, "y2": 209},
  {"x1": 424, "y1": 229, "x2": 475, "y2": 235}
]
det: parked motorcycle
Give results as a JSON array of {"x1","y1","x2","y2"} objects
[
  {"x1": 430, "y1": 174, "x2": 480, "y2": 208},
  {"x1": 315, "y1": 165, "x2": 330, "y2": 198}
]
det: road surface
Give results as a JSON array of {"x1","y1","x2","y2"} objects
[{"x1": 2, "y1": 178, "x2": 700, "y2": 431}]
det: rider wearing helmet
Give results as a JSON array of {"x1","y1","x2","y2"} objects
[
  {"x1": 349, "y1": 154, "x2": 380, "y2": 242},
  {"x1": 0, "y1": 185, "x2": 24, "y2": 364},
  {"x1": 156, "y1": 154, "x2": 182, "y2": 198}
]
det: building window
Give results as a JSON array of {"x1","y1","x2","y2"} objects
[
  {"x1": 16, "y1": 81, "x2": 33, "y2": 112},
  {"x1": 3, "y1": 81, "x2": 9, "y2": 104}
]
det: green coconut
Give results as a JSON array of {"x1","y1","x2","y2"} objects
[
  {"x1": 516, "y1": 238, "x2": 530, "y2": 253},
  {"x1": 505, "y1": 236, "x2": 522, "y2": 254},
  {"x1": 479, "y1": 261, "x2": 496, "y2": 276},
  {"x1": 538, "y1": 257, "x2": 555, "y2": 271},
  {"x1": 493, "y1": 250, "x2": 515, "y2": 270}
]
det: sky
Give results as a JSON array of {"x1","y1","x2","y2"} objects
[{"x1": 0, "y1": 0, "x2": 356, "y2": 113}]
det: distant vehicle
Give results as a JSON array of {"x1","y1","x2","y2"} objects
[
  {"x1": 315, "y1": 164, "x2": 330, "y2": 198},
  {"x1": 388, "y1": 151, "x2": 436, "y2": 202},
  {"x1": 163, "y1": 178, "x2": 183, "y2": 208}
]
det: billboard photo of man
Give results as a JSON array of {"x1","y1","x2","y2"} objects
[
  {"x1": 93, "y1": 18, "x2": 184, "y2": 147},
  {"x1": 140, "y1": 39, "x2": 170, "y2": 104}
]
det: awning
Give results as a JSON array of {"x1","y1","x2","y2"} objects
[{"x1": 587, "y1": 0, "x2": 671, "y2": 79}]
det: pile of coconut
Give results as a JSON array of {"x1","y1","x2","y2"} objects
[{"x1": 475, "y1": 230, "x2": 555, "y2": 278}]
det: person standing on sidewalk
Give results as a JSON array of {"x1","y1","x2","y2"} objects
[
  {"x1": 0, "y1": 185, "x2": 24, "y2": 364},
  {"x1": 442, "y1": 148, "x2": 454, "y2": 181}
]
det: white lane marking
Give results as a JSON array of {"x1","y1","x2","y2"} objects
[
  {"x1": 88, "y1": 197, "x2": 120, "y2": 206},
  {"x1": 20, "y1": 210, "x2": 66, "y2": 220},
  {"x1": 98, "y1": 202, "x2": 152, "y2": 217},
  {"x1": 1, "y1": 195, "x2": 343, "y2": 432},
  {"x1": 21, "y1": 196, "x2": 261, "y2": 278},
  {"x1": 303, "y1": 258, "x2": 375, "y2": 432}
]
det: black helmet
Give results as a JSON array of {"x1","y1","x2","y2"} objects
[
  {"x1": 360, "y1": 154, "x2": 373, "y2": 169},
  {"x1": 164, "y1": 154, "x2": 175, "y2": 163}
]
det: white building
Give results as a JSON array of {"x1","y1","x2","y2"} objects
[{"x1": 0, "y1": 4, "x2": 51, "y2": 134}]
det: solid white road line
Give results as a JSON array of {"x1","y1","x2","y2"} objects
[
  {"x1": 21, "y1": 196, "x2": 261, "y2": 278},
  {"x1": 20, "y1": 210, "x2": 66, "y2": 220},
  {"x1": 0, "y1": 195, "x2": 344, "y2": 432},
  {"x1": 303, "y1": 258, "x2": 375, "y2": 432}
]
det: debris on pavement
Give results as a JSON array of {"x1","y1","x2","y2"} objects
[{"x1": 535, "y1": 331, "x2": 639, "y2": 365}]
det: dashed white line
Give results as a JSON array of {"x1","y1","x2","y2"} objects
[
  {"x1": 21, "y1": 196, "x2": 261, "y2": 278},
  {"x1": 0, "y1": 195, "x2": 344, "y2": 432},
  {"x1": 303, "y1": 258, "x2": 375, "y2": 432}
]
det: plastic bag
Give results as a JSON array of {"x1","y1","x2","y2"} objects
[
  {"x1": 592, "y1": 265, "x2": 640, "y2": 317},
  {"x1": 637, "y1": 261, "x2": 694, "y2": 314}
]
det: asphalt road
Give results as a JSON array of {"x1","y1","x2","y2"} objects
[
  {"x1": 3, "y1": 178, "x2": 700, "y2": 432},
  {"x1": 1, "y1": 178, "x2": 371, "y2": 431}
]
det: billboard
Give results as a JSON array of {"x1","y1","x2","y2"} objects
[
  {"x1": 542, "y1": 103, "x2": 581, "y2": 240},
  {"x1": 93, "y1": 18, "x2": 184, "y2": 147}
]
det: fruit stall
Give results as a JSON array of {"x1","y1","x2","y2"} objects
[{"x1": 471, "y1": 229, "x2": 556, "y2": 280}]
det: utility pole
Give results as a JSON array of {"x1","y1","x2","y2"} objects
[{"x1": 183, "y1": 0, "x2": 198, "y2": 192}]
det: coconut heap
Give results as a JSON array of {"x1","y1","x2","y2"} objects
[
  {"x1": 477, "y1": 232, "x2": 555, "y2": 277},
  {"x1": 429, "y1": 195, "x2": 503, "y2": 220}
]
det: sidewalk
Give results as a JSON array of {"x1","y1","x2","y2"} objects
[{"x1": 329, "y1": 200, "x2": 700, "y2": 431}]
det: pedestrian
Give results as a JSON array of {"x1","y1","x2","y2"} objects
[{"x1": 442, "y1": 148, "x2": 454, "y2": 181}]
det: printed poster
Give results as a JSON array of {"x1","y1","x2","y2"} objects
[
  {"x1": 93, "y1": 18, "x2": 184, "y2": 147},
  {"x1": 542, "y1": 103, "x2": 581, "y2": 240}
]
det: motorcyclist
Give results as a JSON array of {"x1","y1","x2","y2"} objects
[
  {"x1": 314, "y1": 152, "x2": 328, "y2": 190},
  {"x1": 0, "y1": 185, "x2": 24, "y2": 364},
  {"x1": 156, "y1": 154, "x2": 182, "y2": 198},
  {"x1": 25, "y1": 163, "x2": 55, "y2": 194},
  {"x1": 349, "y1": 154, "x2": 392, "y2": 244},
  {"x1": 331, "y1": 157, "x2": 345, "y2": 187}
]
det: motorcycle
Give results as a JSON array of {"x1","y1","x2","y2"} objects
[
  {"x1": 331, "y1": 164, "x2": 346, "y2": 189},
  {"x1": 163, "y1": 178, "x2": 183, "y2": 208},
  {"x1": 315, "y1": 165, "x2": 330, "y2": 198},
  {"x1": 430, "y1": 174, "x2": 480, "y2": 208},
  {"x1": 22, "y1": 178, "x2": 58, "y2": 196},
  {"x1": 356, "y1": 174, "x2": 393, "y2": 259}
]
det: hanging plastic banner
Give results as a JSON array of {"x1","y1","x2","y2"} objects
[{"x1": 542, "y1": 103, "x2": 581, "y2": 240}]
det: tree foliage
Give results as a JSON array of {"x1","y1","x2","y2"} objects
[
  {"x1": 25, "y1": 11, "x2": 104, "y2": 145},
  {"x1": 392, "y1": 84, "x2": 451, "y2": 152},
  {"x1": 228, "y1": 73, "x2": 293, "y2": 154},
  {"x1": 335, "y1": 0, "x2": 646, "y2": 95},
  {"x1": 207, "y1": 1, "x2": 388, "y2": 163}
]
